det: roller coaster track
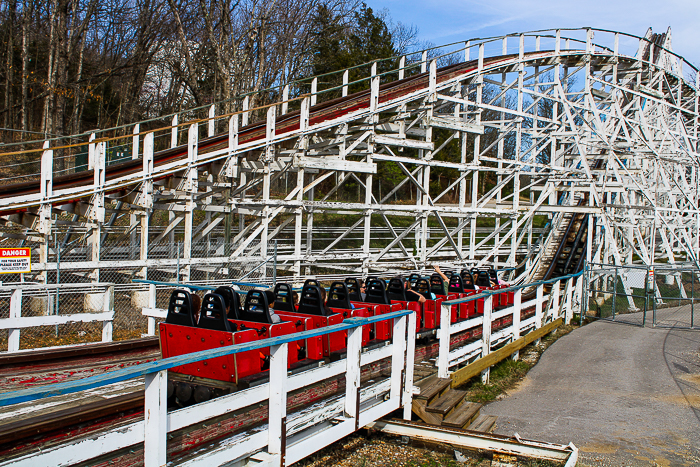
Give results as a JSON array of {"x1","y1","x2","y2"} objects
[{"x1": 0, "y1": 27, "x2": 698, "y2": 284}]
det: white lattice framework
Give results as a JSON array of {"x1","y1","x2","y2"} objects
[{"x1": 0, "y1": 27, "x2": 698, "y2": 288}]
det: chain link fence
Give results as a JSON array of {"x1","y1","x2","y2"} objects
[
  {"x1": 0, "y1": 238, "x2": 277, "y2": 351},
  {"x1": 584, "y1": 262, "x2": 699, "y2": 328}
]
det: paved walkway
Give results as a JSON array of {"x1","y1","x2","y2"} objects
[{"x1": 482, "y1": 316, "x2": 700, "y2": 466}]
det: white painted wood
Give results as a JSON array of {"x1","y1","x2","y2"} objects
[
  {"x1": 282, "y1": 84, "x2": 289, "y2": 115},
  {"x1": 511, "y1": 289, "x2": 522, "y2": 360},
  {"x1": 535, "y1": 284, "x2": 544, "y2": 345},
  {"x1": 147, "y1": 284, "x2": 157, "y2": 335},
  {"x1": 144, "y1": 370, "x2": 168, "y2": 467},
  {"x1": 101, "y1": 286, "x2": 114, "y2": 342},
  {"x1": 342, "y1": 70, "x2": 349, "y2": 97},
  {"x1": 0, "y1": 312, "x2": 114, "y2": 329},
  {"x1": 344, "y1": 326, "x2": 362, "y2": 426},
  {"x1": 481, "y1": 295, "x2": 493, "y2": 384},
  {"x1": 171, "y1": 114, "x2": 178, "y2": 147},
  {"x1": 390, "y1": 315, "x2": 406, "y2": 401},
  {"x1": 564, "y1": 278, "x2": 574, "y2": 324},
  {"x1": 268, "y1": 343, "x2": 288, "y2": 460},
  {"x1": 310, "y1": 77, "x2": 317, "y2": 107},
  {"x1": 437, "y1": 302, "x2": 450, "y2": 378},
  {"x1": 8, "y1": 289, "x2": 21, "y2": 352},
  {"x1": 403, "y1": 311, "x2": 416, "y2": 420},
  {"x1": 208, "y1": 104, "x2": 215, "y2": 137}
]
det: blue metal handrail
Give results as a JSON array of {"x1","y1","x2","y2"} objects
[
  {"x1": 442, "y1": 271, "x2": 583, "y2": 306},
  {"x1": 0, "y1": 310, "x2": 412, "y2": 407}
]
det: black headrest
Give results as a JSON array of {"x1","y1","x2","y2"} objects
[
  {"x1": 304, "y1": 279, "x2": 321, "y2": 288},
  {"x1": 475, "y1": 271, "x2": 491, "y2": 287},
  {"x1": 273, "y1": 283, "x2": 295, "y2": 312},
  {"x1": 415, "y1": 278, "x2": 432, "y2": 299},
  {"x1": 460, "y1": 270, "x2": 476, "y2": 290},
  {"x1": 214, "y1": 286, "x2": 241, "y2": 319},
  {"x1": 365, "y1": 278, "x2": 389, "y2": 304},
  {"x1": 387, "y1": 277, "x2": 407, "y2": 302},
  {"x1": 448, "y1": 274, "x2": 465, "y2": 294},
  {"x1": 488, "y1": 268, "x2": 499, "y2": 284},
  {"x1": 241, "y1": 289, "x2": 272, "y2": 323},
  {"x1": 327, "y1": 282, "x2": 352, "y2": 309},
  {"x1": 408, "y1": 273, "x2": 421, "y2": 286},
  {"x1": 166, "y1": 289, "x2": 196, "y2": 327},
  {"x1": 345, "y1": 278, "x2": 362, "y2": 302},
  {"x1": 198, "y1": 293, "x2": 232, "y2": 332},
  {"x1": 297, "y1": 285, "x2": 332, "y2": 316},
  {"x1": 430, "y1": 273, "x2": 445, "y2": 295}
]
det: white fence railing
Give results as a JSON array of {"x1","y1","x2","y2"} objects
[
  {"x1": 437, "y1": 272, "x2": 583, "y2": 380},
  {"x1": 0, "y1": 282, "x2": 115, "y2": 352},
  {"x1": 0, "y1": 310, "x2": 415, "y2": 467}
]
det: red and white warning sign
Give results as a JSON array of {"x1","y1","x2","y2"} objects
[{"x1": 0, "y1": 248, "x2": 31, "y2": 274}]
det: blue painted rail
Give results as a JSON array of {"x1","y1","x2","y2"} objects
[{"x1": 0, "y1": 310, "x2": 413, "y2": 408}]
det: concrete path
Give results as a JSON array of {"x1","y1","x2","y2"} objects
[{"x1": 482, "y1": 317, "x2": 700, "y2": 466}]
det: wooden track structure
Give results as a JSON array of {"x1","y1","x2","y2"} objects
[{"x1": 0, "y1": 27, "x2": 698, "y2": 291}]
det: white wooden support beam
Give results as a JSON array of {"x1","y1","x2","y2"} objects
[
  {"x1": 8, "y1": 289, "x2": 21, "y2": 352},
  {"x1": 398, "y1": 56, "x2": 405, "y2": 80},
  {"x1": 429, "y1": 60, "x2": 437, "y2": 103},
  {"x1": 183, "y1": 124, "x2": 198, "y2": 282},
  {"x1": 102, "y1": 285, "x2": 114, "y2": 342},
  {"x1": 390, "y1": 315, "x2": 407, "y2": 402},
  {"x1": 171, "y1": 114, "x2": 178, "y2": 148},
  {"x1": 132, "y1": 124, "x2": 140, "y2": 160},
  {"x1": 208, "y1": 104, "x2": 215, "y2": 137},
  {"x1": 38, "y1": 141, "x2": 53, "y2": 236},
  {"x1": 310, "y1": 77, "x2": 318, "y2": 107},
  {"x1": 511, "y1": 289, "x2": 522, "y2": 360},
  {"x1": 226, "y1": 114, "x2": 239, "y2": 178},
  {"x1": 437, "y1": 302, "x2": 450, "y2": 378},
  {"x1": 282, "y1": 84, "x2": 289, "y2": 115},
  {"x1": 552, "y1": 280, "x2": 561, "y2": 319},
  {"x1": 403, "y1": 311, "x2": 416, "y2": 420},
  {"x1": 564, "y1": 277, "x2": 574, "y2": 324},
  {"x1": 421, "y1": 50, "x2": 427, "y2": 73},
  {"x1": 370, "y1": 62, "x2": 379, "y2": 114},
  {"x1": 345, "y1": 325, "x2": 362, "y2": 430},
  {"x1": 268, "y1": 342, "x2": 288, "y2": 464},
  {"x1": 342, "y1": 70, "x2": 349, "y2": 97},
  {"x1": 464, "y1": 40, "x2": 470, "y2": 62},
  {"x1": 534, "y1": 284, "x2": 544, "y2": 345},
  {"x1": 481, "y1": 295, "x2": 493, "y2": 384},
  {"x1": 242, "y1": 96, "x2": 250, "y2": 126},
  {"x1": 147, "y1": 283, "x2": 157, "y2": 336},
  {"x1": 144, "y1": 370, "x2": 168, "y2": 467}
]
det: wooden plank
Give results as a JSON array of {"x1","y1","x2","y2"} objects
[
  {"x1": 415, "y1": 376, "x2": 451, "y2": 401},
  {"x1": 442, "y1": 402, "x2": 481, "y2": 429},
  {"x1": 468, "y1": 414, "x2": 497, "y2": 433},
  {"x1": 425, "y1": 389, "x2": 467, "y2": 416},
  {"x1": 450, "y1": 318, "x2": 563, "y2": 388},
  {"x1": 411, "y1": 398, "x2": 443, "y2": 426}
]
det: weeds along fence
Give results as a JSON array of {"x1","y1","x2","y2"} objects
[
  {"x1": 584, "y1": 262, "x2": 700, "y2": 328},
  {"x1": 0, "y1": 239, "x2": 277, "y2": 351}
]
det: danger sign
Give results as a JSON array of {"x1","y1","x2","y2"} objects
[{"x1": 0, "y1": 248, "x2": 31, "y2": 274}]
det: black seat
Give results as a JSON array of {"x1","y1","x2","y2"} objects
[
  {"x1": 386, "y1": 277, "x2": 407, "y2": 302},
  {"x1": 448, "y1": 274, "x2": 465, "y2": 294},
  {"x1": 303, "y1": 279, "x2": 321, "y2": 288},
  {"x1": 345, "y1": 278, "x2": 362, "y2": 302},
  {"x1": 165, "y1": 289, "x2": 197, "y2": 327},
  {"x1": 240, "y1": 289, "x2": 273, "y2": 324},
  {"x1": 460, "y1": 270, "x2": 476, "y2": 290},
  {"x1": 327, "y1": 282, "x2": 352, "y2": 310},
  {"x1": 408, "y1": 273, "x2": 421, "y2": 287},
  {"x1": 214, "y1": 286, "x2": 241, "y2": 319},
  {"x1": 365, "y1": 278, "x2": 389, "y2": 305},
  {"x1": 198, "y1": 293, "x2": 232, "y2": 332},
  {"x1": 430, "y1": 273, "x2": 446, "y2": 296},
  {"x1": 297, "y1": 285, "x2": 332, "y2": 316},
  {"x1": 415, "y1": 278, "x2": 432, "y2": 299},
  {"x1": 272, "y1": 283, "x2": 295, "y2": 312},
  {"x1": 475, "y1": 271, "x2": 491, "y2": 287},
  {"x1": 487, "y1": 268, "x2": 499, "y2": 285}
]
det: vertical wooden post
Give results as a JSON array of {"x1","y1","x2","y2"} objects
[
  {"x1": 403, "y1": 311, "x2": 416, "y2": 420},
  {"x1": 268, "y1": 343, "x2": 288, "y2": 464},
  {"x1": 390, "y1": 315, "x2": 407, "y2": 402},
  {"x1": 534, "y1": 284, "x2": 544, "y2": 345},
  {"x1": 511, "y1": 289, "x2": 522, "y2": 361},
  {"x1": 147, "y1": 283, "x2": 157, "y2": 336},
  {"x1": 102, "y1": 285, "x2": 114, "y2": 342},
  {"x1": 39, "y1": 141, "x2": 53, "y2": 285},
  {"x1": 342, "y1": 70, "x2": 349, "y2": 97},
  {"x1": 437, "y1": 302, "x2": 450, "y2": 378},
  {"x1": 183, "y1": 124, "x2": 198, "y2": 282},
  {"x1": 345, "y1": 325, "x2": 362, "y2": 430},
  {"x1": 281, "y1": 84, "x2": 289, "y2": 115},
  {"x1": 242, "y1": 96, "x2": 250, "y2": 126},
  {"x1": 139, "y1": 133, "x2": 154, "y2": 281},
  {"x1": 169, "y1": 117, "x2": 178, "y2": 247},
  {"x1": 565, "y1": 277, "x2": 574, "y2": 324},
  {"x1": 144, "y1": 370, "x2": 168, "y2": 467},
  {"x1": 310, "y1": 77, "x2": 318, "y2": 107},
  {"x1": 208, "y1": 104, "x2": 215, "y2": 137},
  {"x1": 89, "y1": 141, "x2": 106, "y2": 283},
  {"x1": 8, "y1": 289, "x2": 22, "y2": 352},
  {"x1": 481, "y1": 295, "x2": 493, "y2": 384}
]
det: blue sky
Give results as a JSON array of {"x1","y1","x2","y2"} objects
[{"x1": 365, "y1": 0, "x2": 700, "y2": 69}]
